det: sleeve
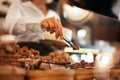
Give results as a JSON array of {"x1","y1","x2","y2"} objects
[{"x1": 3, "y1": 3, "x2": 44, "y2": 35}]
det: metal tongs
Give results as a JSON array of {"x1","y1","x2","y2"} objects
[{"x1": 63, "y1": 36, "x2": 80, "y2": 50}]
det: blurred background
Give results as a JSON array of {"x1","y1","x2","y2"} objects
[{"x1": 0, "y1": 0, "x2": 120, "y2": 66}]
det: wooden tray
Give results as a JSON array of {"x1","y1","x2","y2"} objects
[
  {"x1": 27, "y1": 69, "x2": 75, "y2": 80},
  {"x1": 0, "y1": 65, "x2": 26, "y2": 80}
]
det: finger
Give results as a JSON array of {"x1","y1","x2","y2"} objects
[
  {"x1": 46, "y1": 18, "x2": 54, "y2": 34},
  {"x1": 59, "y1": 26, "x2": 63, "y2": 39},
  {"x1": 41, "y1": 20, "x2": 49, "y2": 31},
  {"x1": 58, "y1": 26, "x2": 63, "y2": 39},
  {"x1": 57, "y1": 19, "x2": 63, "y2": 39},
  {"x1": 51, "y1": 17, "x2": 60, "y2": 39}
]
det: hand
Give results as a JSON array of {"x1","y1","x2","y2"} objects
[{"x1": 41, "y1": 17, "x2": 63, "y2": 39}]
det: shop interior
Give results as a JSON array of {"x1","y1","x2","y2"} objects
[{"x1": 0, "y1": 0, "x2": 120, "y2": 80}]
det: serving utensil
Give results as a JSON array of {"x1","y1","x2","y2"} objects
[{"x1": 63, "y1": 36, "x2": 80, "y2": 50}]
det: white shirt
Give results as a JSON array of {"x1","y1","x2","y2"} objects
[{"x1": 3, "y1": 1, "x2": 60, "y2": 42}]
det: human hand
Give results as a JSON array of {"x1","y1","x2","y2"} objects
[{"x1": 41, "y1": 17, "x2": 63, "y2": 39}]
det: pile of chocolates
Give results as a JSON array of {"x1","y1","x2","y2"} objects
[
  {"x1": 1, "y1": 42, "x2": 96, "y2": 70},
  {"x1": 42, "y1": 51, "x2": 72, "y2": 63},
  {"x1": 0, "y1": 42, "x2": 41, "y2": 68},
  {"x1": 0, "y1": 42, "x2": 73, "y2": 70},
  {"x1": 71, "y1": 60, "x2": 95, "y2": 69}
]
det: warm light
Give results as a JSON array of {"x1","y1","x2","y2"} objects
[
  {"x1": 81, "y1": 54, "x2": 87, "y2": 62},
  {"x1": 96, "y1": 53, "x2": 113, "y2": 68},
  {"x1": 95, "y1": 53, "x2": 112, "y2": 79},
  {"x1": 100, "y1": 56, "x2": 109, "y2": 65},
  {"x1": 77, "y1": 29, "x2": 87, "y2": 39},
  {"x1": 71, "y1": 54, "x2": 80, "y2": 62},
  {"x1": 86, "y1": 53, "x2": 94, "y2": 62}
]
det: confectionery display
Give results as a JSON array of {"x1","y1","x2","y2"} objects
[
  {"x1": 70, "y1": 60, "x2": 95, "y2": 69},
  {"x1": 0, "y1": 42, "x2": 40, "y2": 69},
  {"x1": 0, "y1": 42, "x2": 120, "y2": 80},
  {"x1": 0, "y1": 42, "x2": 73, "y2": 70}
]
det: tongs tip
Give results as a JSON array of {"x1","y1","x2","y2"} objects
[{"x1": 63, "y1": 36, "x2": 80, "y2": 50}]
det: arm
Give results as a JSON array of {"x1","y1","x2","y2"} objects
[
  {"x1": 3, "y1": 3, "x2": 63, "y2": 39},
  {"x1": 3, "y1": 3, "x2": 44, "y2": 35}
]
